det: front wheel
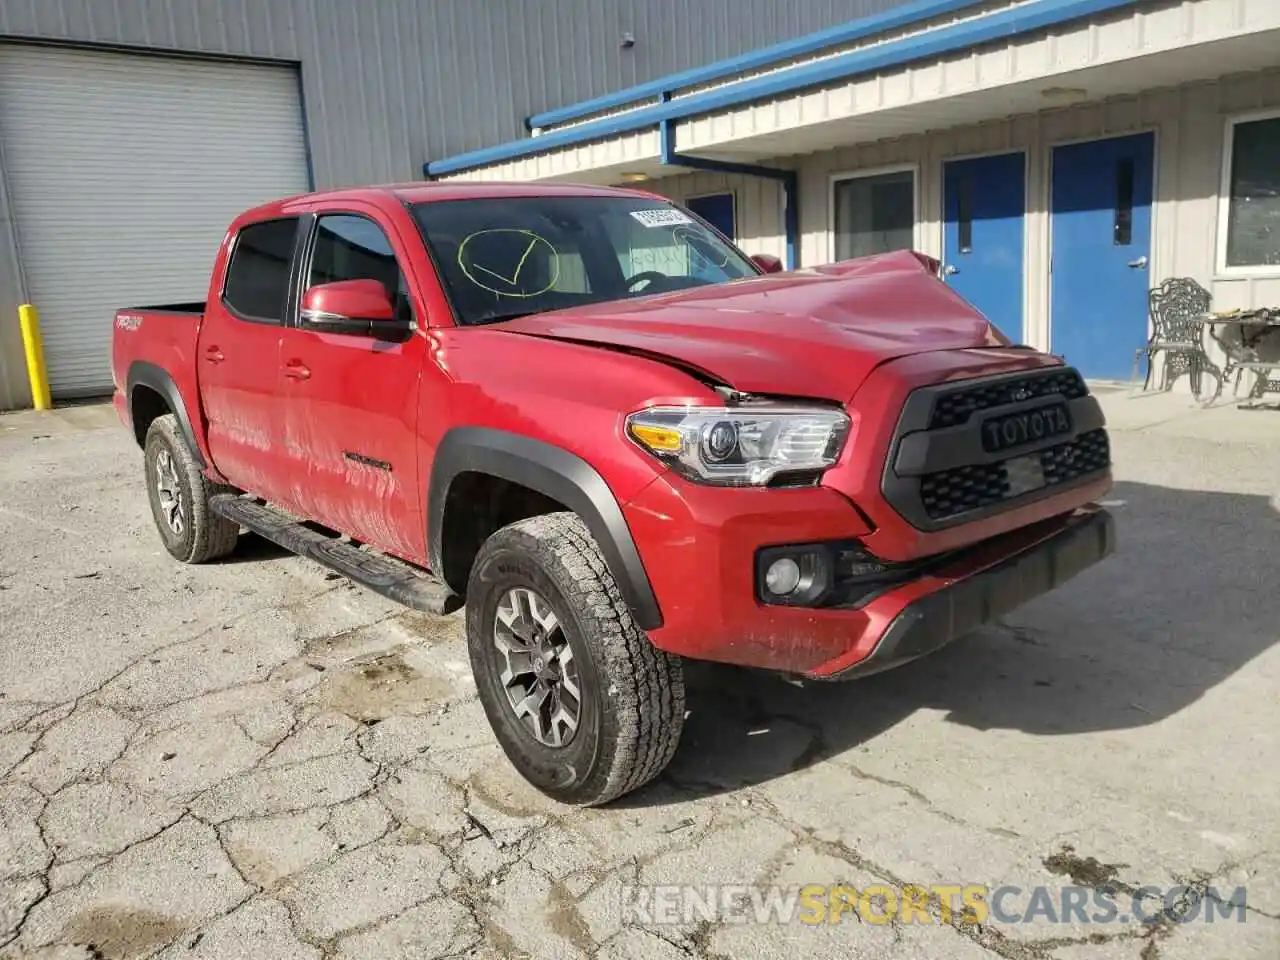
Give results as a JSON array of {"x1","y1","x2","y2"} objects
[{"x1": 466, "y1": 513, "x2": 685, "y2": 805}]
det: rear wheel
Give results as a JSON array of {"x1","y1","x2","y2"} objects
[
  {"x1": 144, "y1": 414, "x2": 240, "y2": 563},
  {"x1": 466, "y1": 512, "x2": 685, "y2": 805}
]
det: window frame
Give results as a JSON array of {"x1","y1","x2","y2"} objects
[
  {"x1": 827, "y1": 163, "x2": 922, "y2": 263},
  {"x1": 219, "y1": 216, "x2": 307, "y2": 326},
  {"x1": 1216, "y1": 108, "x2": 1280, "y2": 278}
]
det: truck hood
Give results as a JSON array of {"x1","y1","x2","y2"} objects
[{"x1": 498, "y1": 250, "x2": 1013, "y2": 401}]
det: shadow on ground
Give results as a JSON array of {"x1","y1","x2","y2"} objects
[
  {"x1": 214, "y1": 531, "x2": 293, "y2": 564},
  {"x1": 624, "y1": 479, "x2": 1279, "y2": 804}
]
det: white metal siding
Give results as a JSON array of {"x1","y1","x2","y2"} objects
[
  {"x1": 644, "y1": 67, "x2": 1280, "y2": 382},
  {"x1": 0, "y1": 45, "x2": 309, "y2": 397}
]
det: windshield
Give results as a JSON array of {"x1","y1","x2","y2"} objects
[{"x1": 411, "y1": 196, "x2": 758, "y2": 325}]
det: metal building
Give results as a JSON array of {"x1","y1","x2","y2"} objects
[
  {"x1": 0, "y1": 0, "x2": 885, "y2": 409},
  {"x1": 1, "y1": 0, "x2": 1278, "y2": 407}
]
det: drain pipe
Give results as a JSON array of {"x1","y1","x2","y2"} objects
[{"x1": 658, "y1": 110, "x2": 799, "y2": 270}]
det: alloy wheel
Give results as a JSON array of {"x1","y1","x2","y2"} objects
[
  {"x1": 154, "y1": 449, "x2": 185, "y2": 536},
  {"x1": 493, "y1": 586, "x2": 581, "y2": 748}
]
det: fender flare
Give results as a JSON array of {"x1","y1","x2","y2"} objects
[
  {"x1": 126, "y1": 361, "x2": 206, "y2": 468},
  {"x1": 428, "y1": 427, "x2": 662, "y2": 630}
]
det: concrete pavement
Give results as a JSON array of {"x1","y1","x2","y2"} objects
[{"x1": 0, "y1": 392, "x2": 1277, "y2": 959}]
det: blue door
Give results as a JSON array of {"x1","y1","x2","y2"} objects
[
  {"x1": 1050, "y1": 133, "x2": 1154, "y2": 379},
  {"x1": 943, "y1": 152, "x2": 1026, "y2": 340},
  {"x1": 686, "y1": 193, "x2": 736, "y2": 241}
]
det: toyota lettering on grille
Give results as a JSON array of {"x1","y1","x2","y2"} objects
[{"x1": 981, "y1": 404, "x2": 1073, "y2": 453}]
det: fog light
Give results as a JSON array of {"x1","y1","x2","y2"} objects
[
  {"x1": 756, "y1": 546, "x2": 834, "y2": 606},
  {"x1": 764, "y1": 557, "x2": 802, "y2": 595}
]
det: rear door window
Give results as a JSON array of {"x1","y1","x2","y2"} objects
[{"x1": 222, "y1": 217, "x2": 300, "y2": 322}]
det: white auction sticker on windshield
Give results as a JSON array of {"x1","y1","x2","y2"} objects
[{"x1": 630, "y1": 208, "x2": 694, "y2": 228}]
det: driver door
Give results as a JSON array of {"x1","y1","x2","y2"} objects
[{"x1": 278, "y1": 207, "x2": 428, "y2": 563}]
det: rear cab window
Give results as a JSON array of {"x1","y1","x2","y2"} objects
[{"x1": 222, "y1": 217, "x2": 300, "y2": 322}]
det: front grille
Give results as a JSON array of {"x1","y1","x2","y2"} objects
[
  {"x1": 1042, "y1": 428, "x2": 1110, "y2": 485},
  {"x1": 929, "y1": 369, "x2": 1087, "y2": 429},
  {"x1": 919, "y1": 429, "x2": 1110, "y2": 520}
]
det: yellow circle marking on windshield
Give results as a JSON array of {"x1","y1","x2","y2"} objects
[
  {"x1": 458, "y1": 229, "x2": 561, "y2": 298},
  {"x1": 672, "y1": 224, "x2": 730, "y2": 270}
]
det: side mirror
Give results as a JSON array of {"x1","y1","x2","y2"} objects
[
  {"x1": 299, "y1": 279, "x2": 412, "y2": 337},
  {"x1": 750, "y1": 253, "x2": 784, "y2": 274}
]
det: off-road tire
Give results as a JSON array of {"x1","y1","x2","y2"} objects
[
  {"x1": 466, "y1": 512, "x2": 685, "y2": 805},
  {"x1": 144, "y1": 414, "x2": 240, "y2": 563}
]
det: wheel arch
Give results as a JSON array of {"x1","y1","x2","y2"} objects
[
  {"x1": 126, "y1": 361, "x2": 205, "y2": 467},
  {"x1": 428, "y1": 427, "x2": 662, "y2": 630}
]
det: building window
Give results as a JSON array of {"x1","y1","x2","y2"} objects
[
  {"x1": 1220, "y1": 113, "x2": 1280, "y2": 272},
  {"x1": 832, "y1": 168, "x2": 916, "y2": 261}
]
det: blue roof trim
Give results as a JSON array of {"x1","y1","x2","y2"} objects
[
  {"x1": 527, "y1": 0, "x2": 988, "y2": 130},
  {"x1": 426, "y1": 0, "x2": 1141, "y2": 177}
]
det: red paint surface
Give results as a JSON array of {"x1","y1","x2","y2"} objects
[{"x1": 112, "y1": 183, "x2": 1110, "y2": 675}]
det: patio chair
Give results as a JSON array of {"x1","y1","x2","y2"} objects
[{"x1": 1131, "y1": 277, "x2": 1221, "y2": 401}]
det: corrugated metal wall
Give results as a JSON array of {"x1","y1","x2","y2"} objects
[{"x1": 0, "y1": 0, "x2": 923, "y2": 187}]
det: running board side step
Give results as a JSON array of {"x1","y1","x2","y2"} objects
[{"x1": 209, "y1": 494, "x2": 461, "y2": 616}]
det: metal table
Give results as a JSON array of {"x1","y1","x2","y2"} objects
[{"x1": 1196, "y1": 310, "x2": 1280, "y2": 407}]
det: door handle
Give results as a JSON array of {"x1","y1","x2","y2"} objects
[
  {"x1": 943, "y1": 264, "x2": 960, "y2": 276},
  {"x1": 1127, "y1": 256, "x2": 1148, "y2": 269},
  {"x1": 283, "y1": 361, "x2": 311, "y2": 381},
  {"x1": 203, "y1": 346, "x2": 225, "y2": 364}
]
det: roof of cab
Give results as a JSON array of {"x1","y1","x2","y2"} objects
[{"x1": 238, "y1": 180, "x2": 659, "y2": 222}]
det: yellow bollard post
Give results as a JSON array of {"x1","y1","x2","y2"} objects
[{"x1": 18, "y1": 304, "x2": 52, "y2": 411}]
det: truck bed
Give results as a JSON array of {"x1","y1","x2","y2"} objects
[{"x1": 111, "y1": 302, "x2": 211, "y2": 463}]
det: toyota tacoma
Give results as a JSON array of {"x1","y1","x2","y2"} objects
[{"x1": 112, "y1": 182, "x2": 1114, "y2": 805}]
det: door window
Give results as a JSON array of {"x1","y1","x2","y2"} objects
[
  {"x1": 222, "y1": 217, "x2": 300, "y2": 322},
  {"x1": 832, "y1": 169, "x2": 916, "y2": 260},
  {"x1": 308, "y1": 214, "x2": 412, "y2": 319}
]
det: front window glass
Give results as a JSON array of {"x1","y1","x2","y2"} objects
[
  {"x1": 308, "y1": 214, "x2": 413, "y2": 322},
  {"x1": 411, "y1": 196, "x2": 756, "y2": 325}
]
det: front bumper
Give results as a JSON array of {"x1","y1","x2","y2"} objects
[
  {"x1": 825, "y1": 505, "x2": 1115, "y2": 679},
  {"x1": 626, "y1": 470, "x2": 1114, "y2": 676}
]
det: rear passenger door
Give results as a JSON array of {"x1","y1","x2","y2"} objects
[
  {"x1": 278, "y1": 209, "x2": 428, "y2": 562},
  {"x1": 199, "y1": 216, "x2": 301, "y2": 509}
]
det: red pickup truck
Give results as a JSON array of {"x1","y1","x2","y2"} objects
[{"x1": 112, "y1": 182, "x2": 1114, "y2": 804}]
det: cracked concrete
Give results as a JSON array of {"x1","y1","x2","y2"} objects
[{"x1": 1, "y1": 394, "x2": 1278, "y2": 959}]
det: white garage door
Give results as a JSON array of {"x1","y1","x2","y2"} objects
[{"x1": 0, "y1": 45, "x2": 310, "y2": 397}]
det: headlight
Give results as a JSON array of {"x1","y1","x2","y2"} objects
[{"x1": 626, "y1": 405, "x2": 851, "y2": 486}]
